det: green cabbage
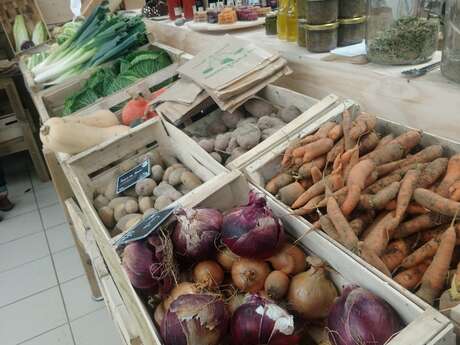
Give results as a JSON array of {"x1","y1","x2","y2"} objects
[
  {"x1": 32, "y1": 21, "x2": 48, "y2": 45},
  {"x1": 13, "y1": 15, "x2": 30, "y2": 51}
]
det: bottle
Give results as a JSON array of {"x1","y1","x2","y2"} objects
[
  {"x1": 286, "y1": 0, "x2": 298, "y2": 42},
  {"x1": 277, "y1": 0, "x2": 288, "y2": 40}
]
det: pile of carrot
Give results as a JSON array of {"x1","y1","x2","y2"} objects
[{"x1": 265, "y1": 109, "x2": 460, "y2": 306}]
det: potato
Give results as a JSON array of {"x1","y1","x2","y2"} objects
[
  {"x1": 278, "y1": 182, "x2": 305, "y2": 206},
  {"x1": 210, "y1": 152, "x2": 223, "y2": 163},
  {"x1": 114, "y1": 203, "x2": 127, "y2": 222},
  {"x1": 138, "y1": 196, "x2": 154, "y2": 213},
  {"x1": 108, "y1": 197, "x2": 136, "y2": 209},
  {"x1": 181, "y1": 171, "x2": 202, "y2": 190},
  {"x1": 262, "y1": 125, "x2": 284, "y2": 140},
  {"x1": 116, "y1": 214, "x2": 142, "y2": 233},
  {"x1": 143, "y1": 208, "x2": 157, "y2": 218},
  {"x1": 163, "y1": 164, "x2": 184, "y2": 182},
  {"x1": 154, "y1": 182, "x2": 182, "y2": 201},
  {"x1": 95, "y1": 185, "x2": 106, "y2": 196},
  {"x1": 155, "y1": 195, "x2": 173, "y2": 210},
  {"x1": 244, "y1": 99, "x2": 276, "y2": 118},
  {"x1": 198, "y1": 138, "x2": 215, "y2": 153},
  {"x1": 142, "y1": 150, "x2": 163, "y2": 167},
  {"x1": 279, "y1": 105, "x2": 301, "y2": 123},
  {"x1": 161, "y1": 153, "x2": 179, "y2": 167},
  {"x1": 135, "y1": 178, "x2": 156, "y2": 196},
  {"x1": 125, "y1": 199, "x2": 139, "y2": 214},
  {"x1": 234, "y1": 124, "x2": 261, "y2": 150},
  {"x1": 119, "y1": 160, "x2": 137, "y2": 172},
  {"x1": 151, "y1": 165, "x2": 164, "y2": 182},
  {"x1": 104, "y1": 178, "x2": 118, "y2": 200},
  {"x1": 257, "y1": 116, "x2": 285, "y2": 130},
  {"x1": 214, "y1": 133, "x2": 232, "y2": 151},
  {"x1": 99, "y1": 206, "x2": 115, "y2": 228},
  {"x1": 207, "y1": 118, "x2": 227, "y2": 135},
  {"x1": 237, "y1": 117, "x2": 257, "y2": 128},
  {"x1": 93, "y1": 195, "x2": 109, "y2": 210},
  {"x1": 226, "y1": 136, "x2": 239, "y2": 152},
  {"x1": 169, "y1": 167, "x2": 189, "y2": 186},
  {"x1": 178, "y1": 184, "x2": 192, "y2": 195},
  {"x1": 226, "y1": 147, "x2": 248, "y2": 164},
  {"x1": 222, "y1": 110, "x2": 243, "y2": 129},
  {"x1": 122, "y1": 187, "x2": 138, "y2": 198}
]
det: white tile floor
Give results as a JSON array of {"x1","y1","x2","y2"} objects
[{"x1": 0, "y1": 153, "x2": 124, "y2": 345}]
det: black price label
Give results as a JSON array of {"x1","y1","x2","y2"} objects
[
  {"x1": 114, "y1": 205, "x2": 178, "y2": 248},
  {"x1": 116, "y1": 159, "x2": 151, "y2": 194}
]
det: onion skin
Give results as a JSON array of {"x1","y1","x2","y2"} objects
[
  {"x1": 222, "y1": 192, "x2": 284, "y2": 259},
  {"x1": 172, "y1": 208, "x2": 223, "y2": 260},
  {"x1": 122, "y1": 241, "x2": 157, "y2": 290},
  {"x1": 327, "y1": 285, "x2": 403, "y2": 345},
  {"x1": 217, "y1": 247, "x2": 239, "y2": 270},
  {"x1": 264, "y1": 270, "x2": 290, "y2": 300},
  {"x1": 163, "y1": 282, "x2": 198, "y2": 311},
  {"x1": 161, "y1": 294, "x2": 229, "y2": 345},
  {"x1": 232, "y1": 258, "x2": 270, "y2": 292},
  {"x1": 268, "y1": 243, "x2": 307, "y2": 275},
  {"x1": 193, "y1": 261, "x2": 224, "y2": 288},
  {"x1": 230, "y1": 295, "x2": 299, "y2": 345}
]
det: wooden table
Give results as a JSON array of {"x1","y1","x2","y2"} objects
[{"x1": 145, "y1": 20, "x2": 460, "y2": 142}]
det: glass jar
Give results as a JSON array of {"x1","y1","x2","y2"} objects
[
  {"x1": 287, "y1": 0, "x2": 298, "y2": 42},
  {"x1": 338, "y1": 16, "x2": 366, "y2": 46},
  {"x1": 277, "y1": 0, "x2": 289, "y2": 39},
  {"x1": 305, "y1": 22, "x2": 338, "y2": 52},
  {"x1": 441, "y1": 0, "x2": 460, "y2": 83},
  {"x1": 339, "y1": 0, "x2": 366, "y2": 18},
  {"x1": 306, "y1": 0, "x2": 338, "y2": 24},
  {"x1": 366, "y1": 0, "x2": 439, "y2": 65},
  {"x1": 265, "y1": 12, "x2": 278, "y2": 35},
  {"x1": 297, "y1": 0, "x2": 307, "y2": 19},
  {"x1": 298, "y1": 19, "x2": 307, "y2": 46}
]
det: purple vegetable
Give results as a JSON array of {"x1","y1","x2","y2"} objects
[
  {"x1": 230, "y1": 294, "x2": 299, "y2": 345},
  {"x1": 172, "y1": 208, "x2": 223, "y2": 260},
  {"x1": 327, "y1": 285, "x2": 403, "y2": 345},
  {"x1": 222, "y1": 192, "x2": 284, "y2": 259},
  {"x1": 161, "y1": 294, "x2": 229, "y2": 345}
]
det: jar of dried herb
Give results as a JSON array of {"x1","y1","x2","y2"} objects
[
  {"x1": 298, "y1": 19, "x2": 307, "y2": 46},
  {"x1": 366, "y1": 0, "x2": 439, "y2": 65},
  {"x1": 339, "y1": 0, "x2": 366, "y2": 19},
  {"x1": 338, "y1": 16, "x2": 366, "y2": 46},
  {"x1": 306, "y1": 0, "x2": 338, "y2": 24},
  {"x1": 265, "y1": 12, "x2": 278, "y2": 35},
  {"x1": 305, "y1": 22, "x2": 339, "y2": 52},
  {"x1": 441, "y1": 0, "x2": 460, "y2": 83}
]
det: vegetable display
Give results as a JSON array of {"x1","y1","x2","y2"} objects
[
  {"x1": 188, "y1": 98, "x2": 303, "y2": 165},
  {"x1": 263, "y1": 107, "x2": 460, "y2": 309},
  {"x1": 31, "y1": 1, "x2": 148, "y2": 86},
  {"x1": 118, "y1": 192, "x2": 404, "y2": 345},
  {"x1": 13, "y1": 15, "x2": 33, "y2": 51}
]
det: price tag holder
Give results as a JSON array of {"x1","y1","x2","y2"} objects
[
  {"x1": 114, "y1": 205, "x2": 178, "y2": 249},
  {"x1": 116, "y1": 159, "x2": 151, "y2": 194}
]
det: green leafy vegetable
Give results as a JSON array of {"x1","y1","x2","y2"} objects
[
  {"x1": 13, "y1": 15, "x2": 30, "y2": 51},
  {"x1": 55, "y1": 21, "x2": 83, "y2": 45},
  {"x1": 32, "y1": 21, "x2": 48, "y2": 45}
]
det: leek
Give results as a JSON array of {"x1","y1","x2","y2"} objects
[{"x1": 32, "y1": 0, "x2": 147, "y2": 85}]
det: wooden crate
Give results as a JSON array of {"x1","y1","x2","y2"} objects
[
  {"x1": 0, "y1": 114, "x2": 23, "y2": 143},
  {"x1": 0, "y1": 0, "x2": 51, "y2": 55},
  {"x1": 63, "y1": 117, "x2": 226, "y2": 345},
  {"x1": 65, "y1": 160, "x2": 456, "y2": 345},
  {"x1": 235, "y1": 97, "x2": 460, "y2": 336},
  {"x1": 29, "y1": 42, "x2": 191, "y2": 122}
]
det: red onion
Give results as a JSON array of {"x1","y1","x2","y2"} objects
[
  {"x1": 231, "y1": 294, "x2": 299, "y2": 345},
  {"x1": 172, "y1": 208, "x2": 223, "y2": 260},
  {"x1": 222, "y1": 192, "x2": 284, "y2": 259},
  {"x1": 327, "y1": 285, "x2": 403, "y2": 345},
  {"x1": 161, "y1": 293, "x2": 229, "y2": 345}
]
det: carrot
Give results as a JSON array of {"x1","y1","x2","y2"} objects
[
  {"x1": 341, "y1": 159, "x2": 376, "y2": 216},
  {"x1": 416, "y1": 225, "x2": 457, "y2": 305},
  {"x1": 327, "y1": 196, "x2": 359, "y2": 251},
  {"x1": 375, "y1": 134, "x2": 395, "y2": 150},
  {"x1": 316, "y1": 187, "x2": 348, "y2": 209},
  {"x1": 400, "y1": 236, "x2": 441, "y2": 269},
  {"x1": 365, "y1": 174, "x2": 403, "y2": 194},
  {"x1": 319, "y1": 215, "x2": 340, "y2": 241},
  {"x1": 394, "y1": 261, "x2": 431, "y2": 290},
  {"x1": 381, "y1": 239, "x2": 411, "y2": 272},
  {"x1": 292, "y1": 174, "x2": 343, "y2": 209},
  {"x1": 403, "y1": 145, "x2": 443, "y2": 167},
  {"x1": 450, "y1": 261, "x2": 460, "y2": 300},
  {"x1": 298, "y1": 156, "x2": 327, "y2": 179},
  {"x1": 328, "y1": 123, "x2": 343, "y2": 141},
  {"x1": 349, "y1": 212, "x2": 375, "y2": 236},
  {"x1": 365, "y1": 142, "x2": 406, "y2": 166},
  {"x1": 311, "y1": 166, "x2": 323, "y2": 184},
  {"x1": 265, "y1": 173, "x2": 294, "y2": 194},
  {"x1": 395, "y1": 169, "x2": 420, "y2": 222},
  {"x1": 343, "y1": 147, "x2": 360, "y2": 182},
  {"x1": 449, "y1": 181, "x2": 460, "y2": 201},
  {"x1": 392, "y1": 213, "x2": 450, "y2": 239},
  {"x1": 299, "y1": 178, "x2": 313, "y2": 189},
  {"x1": 301, "y1": 138, "x2": 334, "y2": 162},
  {"x1": 300, "y1": 122, "x2": 337, "y2": 145},
  {"x1": 361, "y1": 211, "x2": 391, "y2": 239},
  {"x1": 278, "y1": 182, "x2": 305, "y2": 206},
  {"x1": 350, "y1": 113, "x2": 377, "y2": 140},
  {"x1": 362, "y1": 211, "x2": 399, "y2": 256},
  {"x1": 418, "y1": 225, "x2": 448, "y2": 244},
  {"x1": 377, "y1": 160, "x2": 405, "y2": 177},
  {"x1": 384, "y1": 200, "x2": 429, "y2": 215},
  {"x1": 342, "y1": 109, "x2": 355, "y2": 151},
  {"x1": 359, "y1": 132, "x2": 380, "y2": 155},
  {"x1": 359, "y1": 181, "x2": 400, "y2": 210},
  {"x1": 292, "y1": 194, "x2": 325, "y2": 216},
  {"x1": 327, "y1": 138, "x2": 345, "y2": 163},
  {"x1": 358, "y1": 242, "x2": 391, "y2": 276},
  {"x1": 390, "y1": 130, "x2": 422, "y2": 153},
  {"x1": 414, "y1": 188, "x2": 460, "y2": 217},
  {"x1": 437, "y1": 154, "x2": 460, "y2": 197},
  {"x1": 365, "y1": 170, "x2": 379, "y2": 188},
  {"x1": 417, "y1": 158, "x2": 449, "y2": 189},
  {"x1": 281, "y1": 140, "x2": 301, "y2": 168}
]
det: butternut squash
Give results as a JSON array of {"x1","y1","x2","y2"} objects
[
  {"x1": 62, "y1": 109, "x2": 119, "y2": 128},
  {"x1": 40, "y1": 118, "x2": 130, "y2": 154}
]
